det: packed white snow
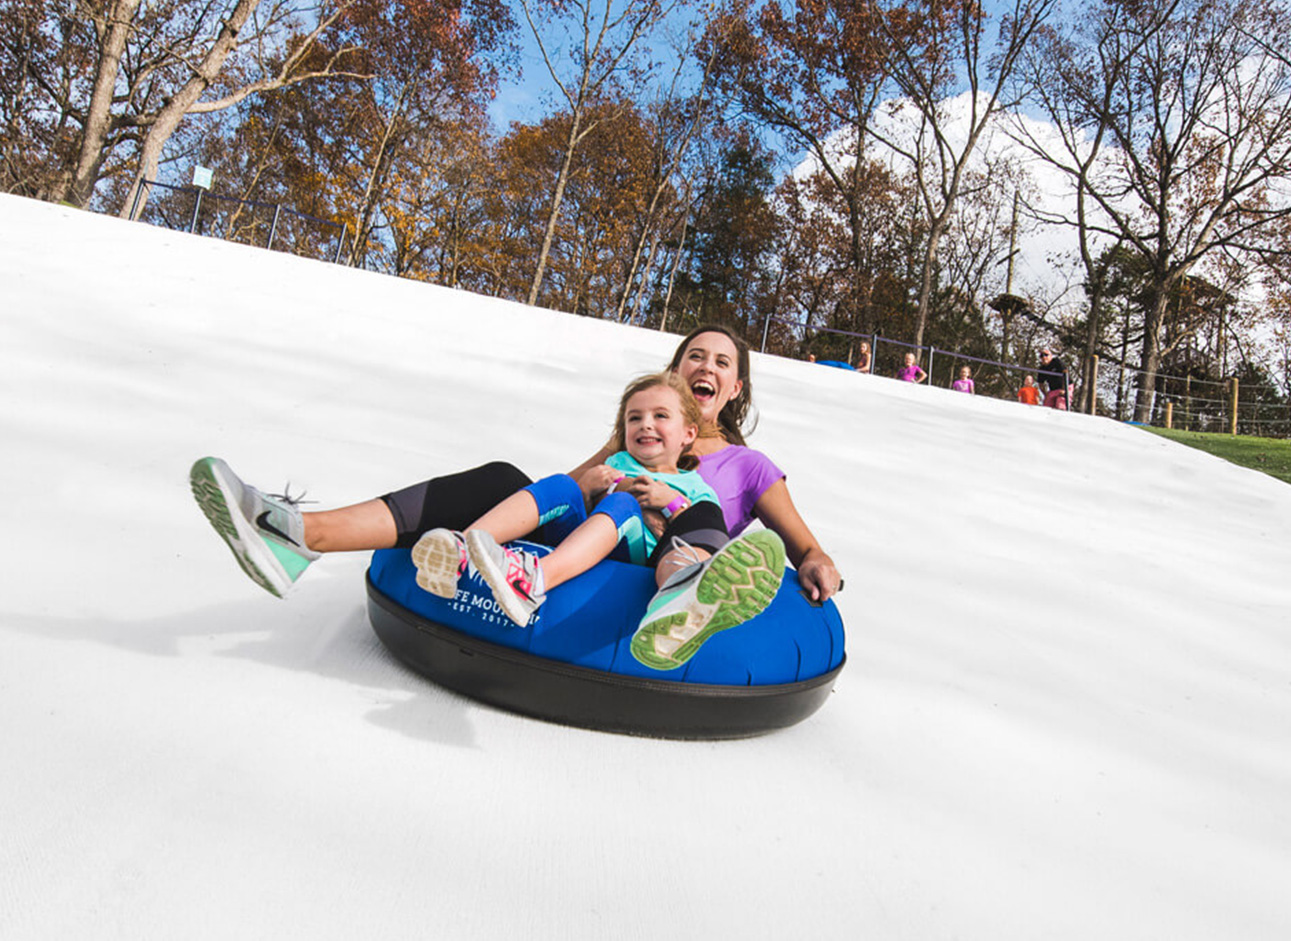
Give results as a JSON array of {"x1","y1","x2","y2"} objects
[{"x1": 2, "y1": 194, "x2": 1289, "y2": 939}]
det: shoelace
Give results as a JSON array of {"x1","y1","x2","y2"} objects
[
  {"x1": 668, "y1": 535, "x2": 703, "y2": 567},
  {"x1": 504, "y1": 548, "x2": 537, "y2": 599},
  {"x1": 267, "y1": 483, "x2": 317, "y2": 507}
]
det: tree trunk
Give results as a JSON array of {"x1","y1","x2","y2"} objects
[
  {"x1": 913, "y1": 213, "x2": 949, "y2": 350},
  {"x1": 1082, "y1": 282, "x2": 1105, "y2": 413},
  {"x1": 347, "y1": 87, "x2": 410, "y2": 267},
  {"x1": 59, "y1": 0, "x2": 142, "y2": 206},
  {"x1": 1134, "y1": 286, "x2": 1170, "y2": 423},
  {"x1": 119, "y1": 0, "x2": 264, "y2": 219},
  {"x1": 527, "y1": 111, "x2": 583, "y2": 306}
]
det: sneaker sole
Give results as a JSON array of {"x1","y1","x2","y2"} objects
[
  {"x1": 190, "y1": 458, "x2": 290, "y2": 599},
  {"x1": 465, "y1": 531, "x2": 535, "y2": 627},
  {"x1": 631, "y1": 530, "x2": 786, "y2": 671},
  {"x1": 411, "y1": 530, "x2": 463, "y2": 599}
]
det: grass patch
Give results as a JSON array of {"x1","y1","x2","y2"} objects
[{"x1": 1145, "y1": 427, "x2": 1291, "y2": 485}]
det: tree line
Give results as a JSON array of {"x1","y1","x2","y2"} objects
[{"x1": 5, "y1": 0, "x2": 1291, "y2": 423}]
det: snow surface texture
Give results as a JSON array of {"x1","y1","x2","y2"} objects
[{"x1": 2, "y1": 194, "x2": 1289, "y2": 940}]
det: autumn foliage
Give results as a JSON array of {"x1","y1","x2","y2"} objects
[{"x1": 3, "y1": 0, "x2": 1291, "y2": 395}]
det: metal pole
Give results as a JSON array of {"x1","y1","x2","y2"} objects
[
  {"x1": 333, "y1": 224, "x2": 348, "y2": 264},
  {"x1": 928, "y1": 346, "x2": 936, "y2": 385},
  {"x1": 761, "y1": 313, "x2": 771, "y2": 353},
  {"x1": 188, "y1": 188, "x2": 203, "y2": 234},
  {"x1": 129, "y1": 180, "x2": 146, "y2": 222},
  {"x1": 267, "y1": 204, "x2": 282, "y2": 250}
]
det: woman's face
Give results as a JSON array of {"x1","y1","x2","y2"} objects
[{"x1": 674, "y1": 331, "x2": 743, "y2": 426}]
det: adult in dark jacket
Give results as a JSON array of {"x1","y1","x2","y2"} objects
[{"x1": 1038, "y1": 348, "x2": 1069, "y2": 410}]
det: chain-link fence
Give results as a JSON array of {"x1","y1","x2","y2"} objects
[
  {"x1": 128, "y1": 180, "x2": 349, "y2": 264},
  {"x1": 761, "y1": 315, "x2": 1290, "y2": 437}
]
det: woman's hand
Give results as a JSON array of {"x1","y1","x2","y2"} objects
[
  {"x1": 620, "y1": 475, "x2": 682, "y2": 512},
  {"x1": 797, "y1": 549, "x2": 843, "y2": 603}
]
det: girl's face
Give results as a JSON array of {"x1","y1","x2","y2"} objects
[
  {"x1": 904, "y1": 353, "x2": 915, "y2": 366},
  {"x1": 673, "y1": 331, "x2": 743, "y2": 427},
  {"x1": 960, "y1": 367, "x2": 971, "y2": 379},
  {"x1": 622, "y1": 385, "x2": 698, "y2": 470}
]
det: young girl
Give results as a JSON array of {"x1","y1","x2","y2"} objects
[
  {"x1": 411, "y1": 372, "x2": 785, "y2": 669},
  {"x1": 897, "y1": 351, "x2": 927, "y2": 383},
  {"x1": 952, "y1": 365, "x2": 975, "y2": 394}
]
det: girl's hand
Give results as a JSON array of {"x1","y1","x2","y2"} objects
[
  {"x1": 797, "y1": 550, "x2": 843, "y2": 603},
  {"x1": 621, "y1": 476, "x2": 681, "y2": 511},
  {"x1": 577, "y1": 464, "x2": 622, "y2": 503},
  {"x1": 641, "y1": 508, "x2": 667, "y2": 539}
]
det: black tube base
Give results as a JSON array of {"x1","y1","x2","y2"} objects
[{"x1": 368, "y1": 574, "x2": 844, "y2": 740}]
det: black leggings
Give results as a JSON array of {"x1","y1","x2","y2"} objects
[{"x1": 380, "y1": 462, "x2": 730, "y2": 562}]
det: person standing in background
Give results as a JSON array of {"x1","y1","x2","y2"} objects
[{"x1": 1037, "y1": 349, "x2": 1069, "y2": 410}]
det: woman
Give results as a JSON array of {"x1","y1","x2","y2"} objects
[
  {"x1": 568, "y1": 325, "x2": 841, "y2": 602},
  {"x1": 192, "y1": 326, "x2": 843, "y2": 609}
]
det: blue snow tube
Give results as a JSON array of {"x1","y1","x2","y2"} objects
[{"x1": 366, "y1": 541, "x2": 846, "y2": 739}]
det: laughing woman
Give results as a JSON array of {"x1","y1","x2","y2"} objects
[{"x1": 191, "y1": 324, "x2": 843, "y2": 648}]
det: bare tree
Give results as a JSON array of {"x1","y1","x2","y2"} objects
[
  {"x1": 1017, "y1": 0, "x2": 1291, "y2": 421},
  {"x1": 22, "y1": 0, "x2": 364, "y2": 212},
  {"x1": 614, "y1": 22, "x2": 722, "y2": 324},
  {"x1": 519, "y1": 0, "x2": 674, "y2": 306},
  {"x1": 120, "y1": 1, "x2": 362, "y2": 218},
  {"x1": 866, "y1": 0, "x2": 1057, "y2": 350},
  {"x1": 710, "y1": 0, "x2": 895, "y2": 337}
]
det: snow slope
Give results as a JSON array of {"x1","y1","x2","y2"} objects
[{"x1": 2, "y1": 194, "x2": 1289, "y2": 940}]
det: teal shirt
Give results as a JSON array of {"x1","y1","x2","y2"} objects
[{"x1": 603, "y1": 451, "x2": 718, "y2": 560}]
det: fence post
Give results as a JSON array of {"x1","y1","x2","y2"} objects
[
  {"x1": 333, "y1": 225, "x2": 348, "y2": 264},
  {"x1": 128, "y1": 180, "x2": 146, "y2": 222},
  {"x1": 267, "y1": 204, "x2": 282, "y2": 251},
  {"x1": 761, "y1": 312, "x2": 771, "y2": 353},
  {"x1": 1165, "y1": 401, "x2": 1173, "y2": 429},
  {"x1": 188, "y1": 188, "x2": 204, "y2": 234},
  {"x1": 1228, "y1": 378, "x2": 1239, "y2": 435},
  {"x1": 928, "y1": 346, "x2": 936, "y2": 385}
]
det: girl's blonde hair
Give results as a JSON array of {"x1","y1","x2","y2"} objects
[{"x1": 609, "y1": 372, "x2": 703, "y2": 470}]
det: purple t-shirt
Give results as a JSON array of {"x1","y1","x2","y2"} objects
[
  {"x1": 898, "y1": 364, "x2": 923, "y2": 382},
  {"x1": 952, "y1": 378, "x2": 974, "y2": 394},
  {"x1": 695, "y1": 445, "x2": 785, "y2": 537}
]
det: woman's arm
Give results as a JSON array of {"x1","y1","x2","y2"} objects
[
  {"x1": 568, "y1": 445, "x2": 617, "y2": 508},
  {"x1": 567, "y1": 444, "x2": 614, "y2": 483},
  {"x1": 753, "y1": 479, "x2": 842, "y2": 602}
]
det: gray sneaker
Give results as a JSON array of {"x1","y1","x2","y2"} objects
[
  {"x1": 190, "y1": 457, "x2": 320, "y2": 598},
  {"x1": 631, "y1": 529, "x2": 785, "y2": 670},
  {"x1": 464, "y1": 530, "x2": 546, "y2": 627}
]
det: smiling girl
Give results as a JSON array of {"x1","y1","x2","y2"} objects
[{"x1": 411, "y1": 372, "x2": 785, "y2": 667}]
